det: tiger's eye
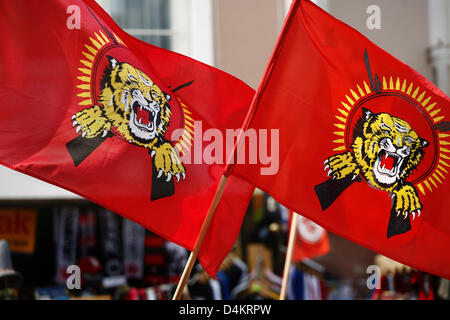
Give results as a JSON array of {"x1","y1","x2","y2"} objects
[{"x1": 405, "y1": 137, "x2": 414, "y2": 144}]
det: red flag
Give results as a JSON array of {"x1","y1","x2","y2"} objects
[
  {"x1": 0, "y1": 0, "x2": 255, "y2": 276},
  {"x1": 290, "y1": 212, "x2": 329, "y2": 262},
  {"x1": 232, "y1": 0, "x2": 450, "y2": 279}
]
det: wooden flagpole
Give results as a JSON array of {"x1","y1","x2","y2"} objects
[
  {"x1": 172, "y1": 0, "x2": 301, "y2": 301},
  {"x1": 172, "y1": 175, "x2": 229, "y2": 300},
  {"x1": 172, "y1": 87, "x2": 260, "y2": 300},
  {"x1": 280, "y1": 211, "x2": 298, "y2": 300}
]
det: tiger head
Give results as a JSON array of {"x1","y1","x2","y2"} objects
[
  {"x1": 99, "y1": 56, "x2": 172, "y2": 147},
  {"x1": 352, "y1": 108, "x2": 429, "y2": 190}
]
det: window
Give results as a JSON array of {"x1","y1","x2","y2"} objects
[
  {"x1": 109, "y1": 0, "x2": 173, "y2": 50},
  {"x1": 97, "y1": 0, "x2": 214, "y2": 66},
  {"x1": 284, "y1": 0, "x2": 330, "y2": 14}
]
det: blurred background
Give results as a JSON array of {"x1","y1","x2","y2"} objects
[{"x1": 0, "y1": 0, "x2": 449, "y2": 300}]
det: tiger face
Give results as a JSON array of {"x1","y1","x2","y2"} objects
[
  {"x1": 99, "y1": 57, "x2": 172, "y2": 147},
  {"x1": 352, "y1": 108, "x2": 429, "y2": 190}
]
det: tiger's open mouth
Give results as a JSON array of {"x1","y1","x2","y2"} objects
[
  {"x1": 377, "y1": 150, "x2": 403, "y2": 177},
  {"x1": 128, "y1": 99, "x2": 159, "y2": 142},
  {"x1": 373, "y1": 149, "x2": 404, "y2": 185},
  {"x1": 132, "y1": 101, "x2": 156, "y2": 132}
]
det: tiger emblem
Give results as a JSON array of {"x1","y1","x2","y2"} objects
[
  {"x1": 323, "y1": 108, "x2": 428, "y2": 220},
  {"x1": 71, "y1": 56, "x2": 185, "y2": 183}
]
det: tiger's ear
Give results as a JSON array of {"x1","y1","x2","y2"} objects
[
  {"x1": 163, "y1": 91, "x2": 171, "y2": 102},
  {"x1": 420, "y1": 138, "x2": 429, "y2": 148},
  {"x1": 362, "y1": 108, "x2": 374, "y2": 121},
  {"x1": 107, "y1": 56, "x2": 119, "y2": 69}
]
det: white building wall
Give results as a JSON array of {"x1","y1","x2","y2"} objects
[{"x1": 428, "y1": 0, "x2": 450, "y2": 94}]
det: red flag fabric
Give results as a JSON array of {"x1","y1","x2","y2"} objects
[
  {"x1": 0, "y1": 0, "x2": 255, "y2": 277},
  {"x1": 232, "y1": 0, "x2": 450, "y2": 279},
  {"x1": 290, "y1": 212, "x2": 329, "y2": 262}
]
